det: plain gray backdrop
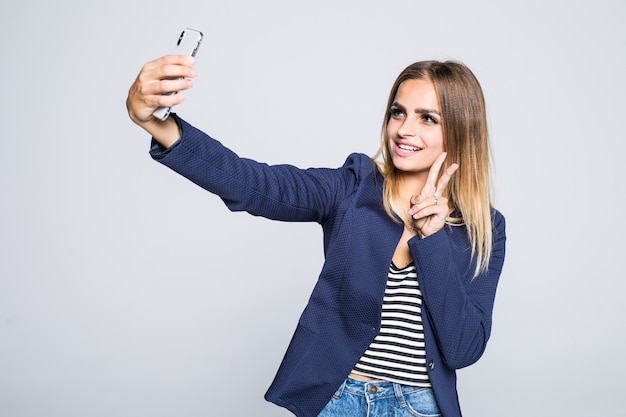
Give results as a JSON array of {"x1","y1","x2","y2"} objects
[{"x1": 1, "y1": 0, "x2": 625, "y2": 416}]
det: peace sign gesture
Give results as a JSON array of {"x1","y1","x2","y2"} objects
[{"x1": 407, "y1": 152, "x2": 459, "y2": 238}]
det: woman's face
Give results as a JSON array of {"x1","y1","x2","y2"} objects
[{"x1": 387, "y1": 79, "x2": 444, "y2": 176}]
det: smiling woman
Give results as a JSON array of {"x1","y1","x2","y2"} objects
[
  {"x1": 126, "y1": 57, "x2": 505, "y2": 417},
  {"x1": 386, "y1": 79, "x2": 445, "y2": 175},
  {"x1": 375, "y1": 61, "x2": 494, "y2": 277}
]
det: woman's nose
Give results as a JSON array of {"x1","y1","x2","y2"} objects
[{"x1": 398, "y1": 117, "x2": 417, "y2": 137}]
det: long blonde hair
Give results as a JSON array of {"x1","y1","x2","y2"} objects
[{"x1": 373, "y1": 61, "x2": 493, "y2": 276}]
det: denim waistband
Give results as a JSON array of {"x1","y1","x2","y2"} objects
[{"x1": 334, "y1": 377, "x2": 432, "y2": 404}]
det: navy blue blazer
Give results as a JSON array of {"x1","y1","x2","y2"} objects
[{"x1": 150, "y1": 116, "x2": 507, "y2": 417}]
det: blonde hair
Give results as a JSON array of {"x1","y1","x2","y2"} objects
[{"x1": 373, "y1": 61, "x2": 493, "y2": 276}]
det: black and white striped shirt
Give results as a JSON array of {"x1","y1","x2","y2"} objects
[{"x1": 351, "y1": 262, "x2": 431, "y2": 387}]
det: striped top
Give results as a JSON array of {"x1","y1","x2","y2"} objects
[{"x1": 351, "y1": 262, "x2": 431, "y2": 387}]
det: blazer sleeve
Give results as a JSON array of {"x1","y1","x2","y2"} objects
[
  {"x1": 149, "y1": 115, "x2": 361, "y2": 223},
  {"x1": 408, "y1": 211, "x2": 506, "y2": 369}
]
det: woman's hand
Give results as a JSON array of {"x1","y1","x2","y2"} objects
[
  {"x1": 408, "y1": 152, "x2": 459, "y2": 238},
  {"x1": 126, "y1": 55, "x2": 197, "y2": 146}
]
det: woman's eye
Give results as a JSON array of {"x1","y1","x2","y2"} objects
[
  {"x1": 389, "y1": 108, "x2": 404, "y2": 118},
  {"x1": 422, "y1": 114, "x2": 438, "y2": 124}
]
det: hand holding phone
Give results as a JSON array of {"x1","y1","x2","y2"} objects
[{"x1": 152, "y1": 28, "x2": 203, "y2": 121}]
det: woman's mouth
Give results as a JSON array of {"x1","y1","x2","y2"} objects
[
  {"x1": 398, "y1": 143, "x2": 421, "y2": 152},
  {"x1": 395, "y1": 142, "x2": 423, "y2": 156}
]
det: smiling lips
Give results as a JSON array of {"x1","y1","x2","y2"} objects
[{"x1": 395, "y1": 141, "x2": 423, "y2": 155}]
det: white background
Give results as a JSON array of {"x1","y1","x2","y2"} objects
[{"x1": 1, "y1": 0, "x2": 625, "y2": 416}]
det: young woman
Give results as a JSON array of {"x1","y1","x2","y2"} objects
[{"x1": 127, "y1": 57, "x2": 506, "y2": 417}]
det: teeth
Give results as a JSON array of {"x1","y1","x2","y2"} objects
[{"x1": 398, "y1": 144, "x2": 420, "y2": 152}]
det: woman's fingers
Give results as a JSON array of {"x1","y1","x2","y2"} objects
[
  {"x1": 154, "y1": 57, "x2": 197, "y2": 82},
  {"x1": 409, "y1": 153, "x2": 456, "y2": 210},
  {"x1": 406, "y1": 152, "x2": 459, "y2": 237},
  {"x1": 127, "y1": 55, "x2": 197, "y2": 123},
  {"x1": 410, "y1": 196, "x2": 449, "y2": 220},
  {"x1": 425, "y1": 152, "x2": 448, "y2": 194},
  {"x1": 142, "y1": 56, "x2": 197, "y2": 95},
  {"x1": 157, "y1": 54, "x2": 196, "y2": 67},
  {"x1": 435, "y1": 163, "x2": 459, "y2": 195},
  {"x1": 410, "y1": 152, "x2": 450, "y2": 207}
]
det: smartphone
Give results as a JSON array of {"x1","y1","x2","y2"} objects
[{"x1": 152, "y1": 28, "x2": 203, "y2": 121}]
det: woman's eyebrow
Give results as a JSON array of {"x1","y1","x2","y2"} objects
[
  {"x1": 391, "y1": 102, "x2": 440, "y2": 115},
  {"x1": 415, "y1": 108, "x2": 441, "y2": 115}
]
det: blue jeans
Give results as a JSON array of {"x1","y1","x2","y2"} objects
[{"x1": 317, "y1": 377, "x2": 441, "y2": 417}]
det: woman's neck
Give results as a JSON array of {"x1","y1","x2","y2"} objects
[{"x1": 395, "y1": 172, "x2": 427, "y2": 203}]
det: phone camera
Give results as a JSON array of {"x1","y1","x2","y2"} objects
[{"x1": 177, "y1": 31, "x2": 185, "y2": 46}]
